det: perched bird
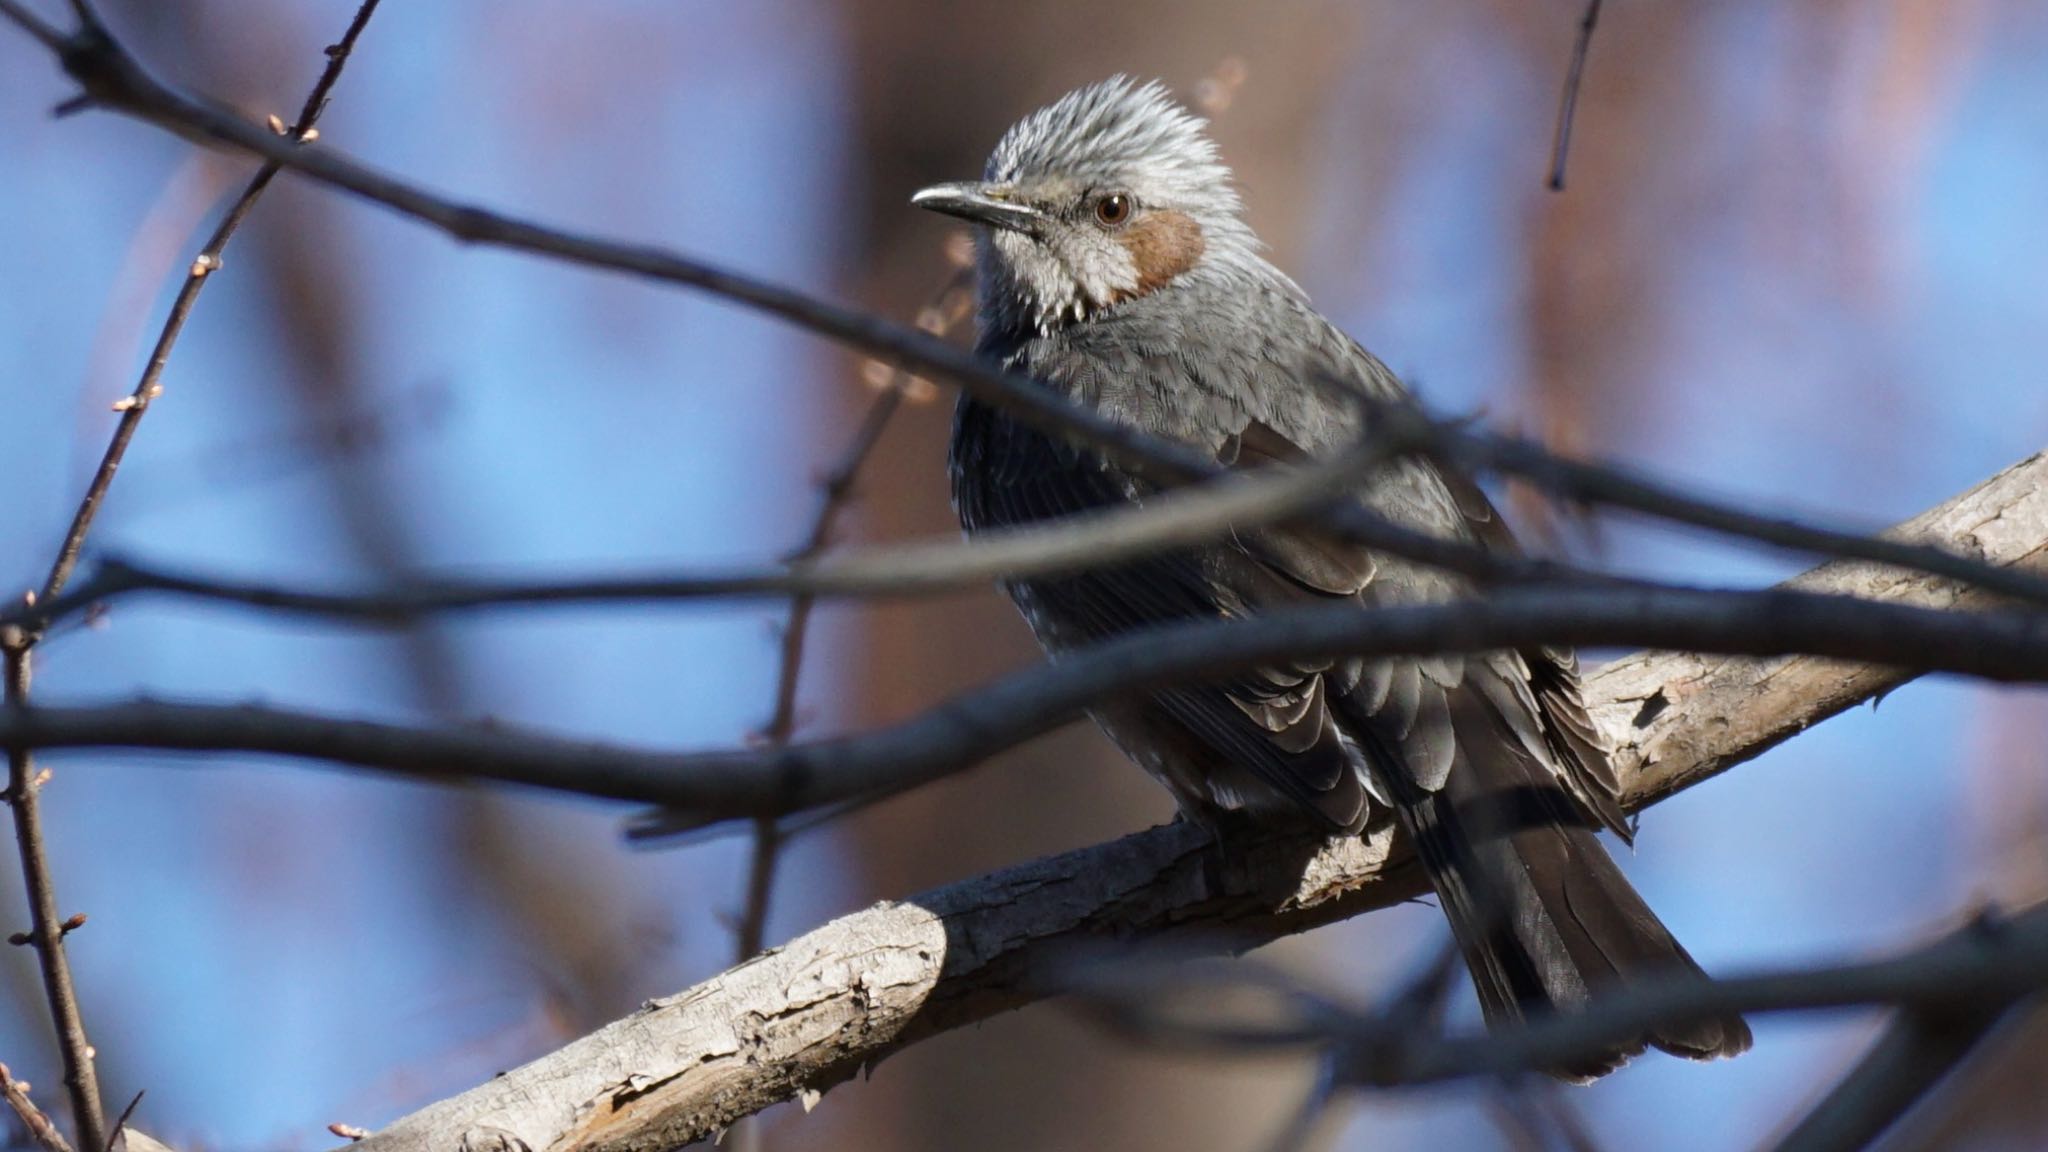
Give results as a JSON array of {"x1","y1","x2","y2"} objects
[{"x1": 914, "y1": 77, "x2": 1750, "y2": 1079}]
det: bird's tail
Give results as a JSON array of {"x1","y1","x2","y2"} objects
[{"x1": 1385, "y1": 689, "x2": 1753, "y2": 1082}]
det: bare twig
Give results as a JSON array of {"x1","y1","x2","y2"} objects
[
  {"x1": 1547, "y1": 0, "x2": 1604, "y2": 190},
  {"x1": 101, "y1": 1089, "x2": 143, "y2": 1152},
  {"x1": 0, "y1": 6, "x2": 384, "y2": 1150},
  {"x1": 15, "y1": 431, "x2": 1413, "y2": 634},
  {"x1": 0, "y1": 10, "x2": 1209, "y2": 487},
  {"x1": 37, "y1": 0, "x2": 383, "y2": 611},
  {"x1": 23, "y1": 428, "x2": 2045, "y2": 640},
  {"x1": 1483, "y1": 1086, "x2": 1605, "y2": 1152},
  {"x1": 0, "y1": 583, "x2": 2046, "y2": 822},
  {"x1": 729, "y1": 277, "x2": 954, "y2": 923},
  {"x1": 1339, "y1": 908, "x2": 2044, "y2": 1089},
  {"x1": 0, "y1": 0, "x2": 63, "y2": 51},
  {"x1": 0, "y1": 8, "x2": 1622, "y2": 595},
  {"x1": 0, "y1": 1060, "x2": 73, "y2": 1152},
  {"x1": 1484, "y1": 1087, "x2": 1607, "y2": 1152},
  {"x1": 59, "y1": 0, "x2": 92, "y2": 36},
  {"x1": 1482, "y1": 1092, "x2": 1552, "y2": 1152},
  {"x1": 1530, "y1": 1091, "x2": 1605, "y2": 1152},
  {"x1": 1375, "y1": 405, "x2": 2048, "y2": 609},
  {"x1": 1, "y1": 640, "x2": 102, "y2": 1152},
  {"x1": 734, "y1": 387, "x2": 912, "y2": 935}
]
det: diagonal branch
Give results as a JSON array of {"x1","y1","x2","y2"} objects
[
  {"x1": 147, "y1": 449, "x2": 2048, "y2": 1150},
  {"x1": 0, "y1": 0, "x2": 63, "y2": 51},
  {"x1": 0, "y1": 5, "x2": 1203, "y2": 488}
]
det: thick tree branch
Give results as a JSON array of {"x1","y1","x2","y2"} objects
[
  {"x1": 1590, "y1": 448, "x2": 2048, "y2": 808},
  {"x1": 323, "y1": 452, "x2": 2048, "y2": 1151}
]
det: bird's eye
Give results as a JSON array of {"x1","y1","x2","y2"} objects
[{"x1": 1093, "y1": 193, "x2": 1133, "y2": 227}]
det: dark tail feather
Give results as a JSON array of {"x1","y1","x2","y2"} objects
[{"x1": 1386, "y1": 694, "x2": 1752, "y2": 1081}]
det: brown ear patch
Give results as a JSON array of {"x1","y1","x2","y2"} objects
[{"x1": 1118, "y1": 210, "x2": 1206, "y2": 296}]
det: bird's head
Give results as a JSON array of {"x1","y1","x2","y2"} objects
[{"x1": 912, "y1": 76, "x2": 1258, "y2": 338}]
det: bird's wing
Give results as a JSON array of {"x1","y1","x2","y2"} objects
[
  {"x1": 958, "y1": 306, "x2": 1624, "y2": 839},
  {"x1": 952, "y1": 395, "x2": 1375, "y2": 831},
  {"x1": 1391, "y1": 413, "x2": 1628, "y2": 839},
  {"x1": 1242, "y1": 323, "x2": 1627, "y2": 840}
]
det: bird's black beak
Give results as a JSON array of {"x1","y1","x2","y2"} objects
[{"x1": 911, "y1": 181, "x2": 1044, "y2": 235}]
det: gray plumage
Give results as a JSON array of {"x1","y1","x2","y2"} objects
[{"x1": 916, "y1": 77, "x2": 1749, "y2": 1080}]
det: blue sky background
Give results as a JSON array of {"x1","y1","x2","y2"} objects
[{"x1": 2, "y1": 2, "x2": 2046, "y2": 1150}]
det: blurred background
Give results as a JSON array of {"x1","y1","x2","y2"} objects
[{"x1": 2, "y1": 1, "x2": 2047, "y2": 1148}]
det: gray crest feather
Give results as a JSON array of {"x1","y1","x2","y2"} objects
[{"x1": 987, "y1": 76, "x2": 1240, "y2": 219}]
